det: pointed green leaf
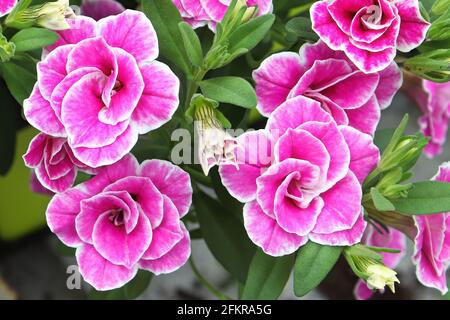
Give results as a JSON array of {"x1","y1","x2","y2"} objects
[
  {"x1": 142, "y1": 0, "x2": 192, "y2": 75},
  {"x1": 199, "y1": 76, "x2": 257, "y2": 108},
  {"x1": 371, "y1": 188, "x2": 396, "y2": 211},
  {"x1": 178, "y1": 22, "x2": 203, "y2": 67},
  {"x1": 241, "y1": 250, "x2": 294, "y2": 300},
  {"x1": 294, "y1": 242, "x2": 342, "y2": 297},
  {"x1": 11, "y1": 28, "x2": 58, "y2": 52}
]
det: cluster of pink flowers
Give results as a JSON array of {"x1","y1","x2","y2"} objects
[
  {"x1": 173, "y1": 0, "x2": 273, "y2": 30},
  {"x1": 18, "y1": 0, "x2": 450, "y2": 297},
  {"x1": 311, "y1": 0, "x2": 430, "y2": 73},
  {"x1": 21, "y1": 9, "x2": 193, "y2": 290},
  {"x1": 23, "y1": 10, "x2": 180, "y2": 192}
]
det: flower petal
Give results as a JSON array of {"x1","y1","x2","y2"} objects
[
  {"x1": 131, "y1": 61, "x2": 179, "y2": 134},
  {"x1": 244, "y1": 200, "x2": 307, "y2": 257},
  {"x1": 253, "y1": 52, "x2": 304, "y2": 116},
  {"x1": 61, "y1": 72, "x2": 129, "y2": 149},
  {"x1": 46, "y1": 187, "x2": 90, "y2": 247},
  {"x1": 98, "y1": 10, "x2": 159, "y2": 62},
  {"x1": 139, "y1": 223, "x2": 191, "y2": 275},
  {"x1": 44, "y1": 17, "x2": 97, "y2": 54},
  {"x1": 339, "y1": 126, "x2": 380, "y2": 183},
  {"x1": 37, "y1": 45, "x2": 73, "y2": 100},
  {"x1": 394, "y1": 0, "x2": 430, "y2": 52},
  {"x1": 142, "y1": 196, "x2": 183, "y2": 260},
  {"x1": 312, "y1": 171, "x2": 362, "y2": 234},
  {"x1": 139, "y1": 159, "x2": 192, "y2": 218},
  {"x1": 310, "y1": 210, "x2": 366, "y2": 246},
  {"x1": 266, "y1": 96, "x2": 332, "y2": 139},
  {"x1": 76, "y1": 244, "x2": 138, "y2": 291},
  {"x1": 93, "y1": 211, "x2": 152, "y2": 268},
  {"x1": 24, "y1": 85, "x2": 66, "y2": 137},
  {"x1": 219, "y1": 130, "x2": 273, "y2": 203}
]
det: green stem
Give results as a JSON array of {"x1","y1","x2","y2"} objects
[
  {"x1": 189, "y1": 258, "x2": 232, "y2": 300},
  {"x1": 183, "y1": 68, "x2": 207, "y2": 111}
]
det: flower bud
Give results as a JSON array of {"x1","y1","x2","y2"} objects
[
  {"x1": 0, "y1": 35, "x2": 15, "y2": 62},
  {"x1": 428, "y1": 8, "x2": 450, "y2": 41},
  {"x1": 233, "y1": 0, "x2": 257, "y2": 24},
  {"x1": 6, "y1": 0, "x2": 75, "y2": 30},
  {"x1": 366, "y1": 264, "x2": 400, "y2": 292},
  {"x1": 404, "y1": 49, "x2": 450, "y2": 83},
  {"x1": 190, "y1": 95, "x2": 240, "y2": 176},
  {"x1": 379, "y1": 134, "x2": 428, "y2": 173},
  {"x1": 344, "y1": 245, "x2": 400, "y2": 293}
]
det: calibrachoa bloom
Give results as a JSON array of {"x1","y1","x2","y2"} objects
[
  {"x1": 311, "y1": 0, "x2": 430, "y2": 73},
  {"x1": 354, "y1": 225, "x2": 406, "y2": 300},
  {"x1": 80, "y1": 0, "x2": 125, "y2": 21},
  {"x1": 220, "y1": 96, "x2": 380, "y2": 256},
  {"x1": 413, "y1": 162, "x2": 450, "y2": 294},
  {"x1": 404, "y1": 76, "x2": 450, "y2": 158},
  {"x1": 46, "y1": 154, "x2": 192, "y2": 290},
  {"x1": 253, "y1": 40, "x2": 402, "y2": 135},
  {"x1": 0, "y1": 0, "x2": 16, "y2": 17},
  {"x1": 24, "y1": 10, "x2": 180, "y2": 168},
  {"x1": 23, "y1": 133, "x2": 94, "y2": 193},
  {"x1": 173, "y1": 0, "x2": 273, "y2": 30}
]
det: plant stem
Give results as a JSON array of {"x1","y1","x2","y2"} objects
[{"x1": 189, "y1": 258, "x2": 232, "y2": 300}]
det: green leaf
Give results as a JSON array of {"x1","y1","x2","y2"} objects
[
  {"x1": 199, "y1": 76, "x2": 257, "y2": 108},
  {"x1": 193, "y1": 188, "x2": 256, "y2": 283},
  {"x1": 431, "y1": 0, "x2": 450, "y2": 15},
  {"x1": 428, "y1": 8, "x2": 450, "y2": 41},
  {"x1": 241, "y1": 250, "x2": 294, "y2": 300},
  {"x1": 285, "y1": 17, "x2": 318, "y2": 41},
  {"x1": 10, "y1": 28, "x2": 58, "y2": 52},
  {"x1": 142, "y1": 0, "x2": 192, "y2": 75},
  {"x1": 371, "y1": 188, "x2": 395, "y2": 211},
  {"x1": 0, "y1": 79, "x2": 17, "y2": 175},
  {"x1": 0, "y1": 59, "x2": 37, "y2": 105},
  {"x1": 89, "y1": 270, "x2": 152, "y2": 300},
  {"x1": 294, "y1": 242, "x2": 342, "y2": 297},
  {"x1": 228, "y1": 14, "x2": 275, "y2": 55},
  {"x1": 391, "y1": 181, "x2": 450, "y2": 215},
  {"x1": 178, "y1": 22, "x2": 203, "y2": 67}
]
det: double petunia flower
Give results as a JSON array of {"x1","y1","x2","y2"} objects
[{"x1": 23, "y1": 10, "x2": 180, "y2": 192}]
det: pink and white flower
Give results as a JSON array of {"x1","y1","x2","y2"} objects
[
  {"x1": 23, "y1": 133, "x2": 94, "y2": 193},
  {"x1": 404, "y1": 76, "x2": 450, "y2": 158},
  {"x1": 220, "y1": 96, "x2": 380, "y2": 256},
  {"x1": 173, "y1": 0, "x2": 273, "y2": 31},
  {"x1": 80, "y1": 0, "x2": 125, "y2": 21},
  {"x1": 413, "y1": 162, "x2": 450, "y2": 294},
  {"x1": 253, "y1": 40, "x2": 402, "y2": 135},
  {"x1": 311, "y1": 0, "x2": 430, "y2": 73},
  {"x1": 354, "y1": 225, "x2": 407, "y2": 300},
  {"x1": 0, "y1": 0, "x2": 16, "y2": 17},
  {"x1": 24, "y1": 10, "x2": 180, "y2": 168},
  {"x1": 46, "y1": 154, "x2": 192, "y2": 290}
]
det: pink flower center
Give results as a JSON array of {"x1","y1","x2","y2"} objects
[
  {"x1": 108, "y1": 209, "x2": 125, "y2": 226},
  {"x1": 362, "y1": 4, "x2": 382, "y2": 26},
  {"x1": 285, "y1": 173, "x2": 316, "y2": 209},
  {"x1": 111, "y1": 80, "x2": 123, "y2": 96}
]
